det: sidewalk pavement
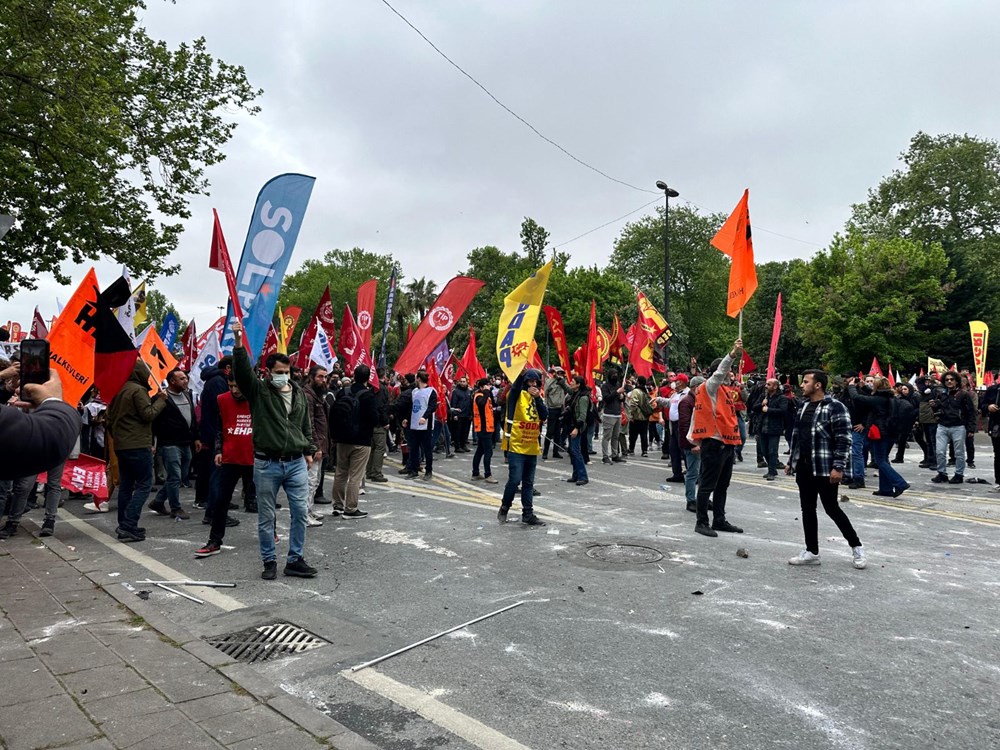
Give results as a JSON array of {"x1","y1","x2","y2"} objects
[{"x1": 0, "y1": 519, "x2": 379, "y2": 750}]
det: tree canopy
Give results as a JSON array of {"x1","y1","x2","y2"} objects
[{"x1": 0, "y1": 0, "x2": 260, "y2": 297}]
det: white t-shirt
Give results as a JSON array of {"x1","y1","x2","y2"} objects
[{"x1": 410, "y1": 386, "x2": 434, "y2": 431}]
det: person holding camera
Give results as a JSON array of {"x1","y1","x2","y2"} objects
[{"x1": 927, "y1": 371, "x2": 975, "y2": 484}]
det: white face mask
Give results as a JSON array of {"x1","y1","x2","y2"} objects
[{"x1": 271, "y1": 373, "x2": 290, "y2": 387}]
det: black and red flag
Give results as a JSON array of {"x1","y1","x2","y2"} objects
[{"x1": 94, "y1": 276, "x2": 139, "y2": 400}]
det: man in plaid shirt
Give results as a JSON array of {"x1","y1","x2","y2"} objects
[{"x1": 786, "y1": 370, "x2": 868, "y2": 569}]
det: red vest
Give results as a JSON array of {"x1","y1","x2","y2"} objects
[
  {"x1": 690, "y1": 383, "x2": 741, "y2": 445},
  {"x1": 217, "y1": 392, "x2": 254, "y2": 466}
]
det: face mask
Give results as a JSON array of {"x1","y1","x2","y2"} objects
[{"x1": 271, "y1": 373, "x2": 290, "y2": 387}]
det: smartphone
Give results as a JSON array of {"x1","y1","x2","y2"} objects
[{"x1": 19, "y1": 338, "x2": 50, "y2": 401}]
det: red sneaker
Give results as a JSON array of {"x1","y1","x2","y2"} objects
[{"x1": 194, "y1": 543, "x2": 221, "y2": 558}]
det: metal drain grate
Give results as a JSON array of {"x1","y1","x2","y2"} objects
[
  {"x1": 585, "y1": 543, "x2": 664, "y2": 564},
  {"x1": 206, "y1": 622, "x2": 328, "y2": 663}
]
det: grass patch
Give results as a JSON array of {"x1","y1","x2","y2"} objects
[
  {"x1": 230, "y1": 681, "x2": 250, "y2": 697},
  {"x1": 126, "y1": 614, "x2": 146, "y2": 628}
]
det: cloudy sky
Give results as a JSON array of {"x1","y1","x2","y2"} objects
[{"x1": 6, "y1": 0, "x2": 1000, "y2": 332}]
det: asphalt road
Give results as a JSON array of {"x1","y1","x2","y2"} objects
[{"x1": 46, "y1": 438, "x2": 1000, "y2": 750}]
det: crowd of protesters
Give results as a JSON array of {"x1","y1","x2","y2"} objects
[{"x1": 3, "y1": 330, "x2": 999, "y2": 577}]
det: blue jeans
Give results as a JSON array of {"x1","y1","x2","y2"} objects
[
  {"x1": 116, "y1": 448, "x2": 154, "y2": 532},
  {"x1": 501, "y1": 452, "x2": 538, "y2": 517},
  {"x1": 155, "y1": 444, "x2": 191, "y2": 510},
  {"x1": 472, "y1": 430, "x2": 494, "y2": 477},
  {"x1": 851, "y1": 429, "x2": 867, "y2": 480},
  {"x1": 568, "y1": 432, "x2": 587, "y2": 482},
  {"x1": 871, "y1": 438, "x2": 907, "y2": 494},
  {"x1": 683, "y1": 448, "x2": 701, "y2": 503},
  {"x1": 254, "y1": 456, "x2": 309, "y2": 564},
  {"x1": 936, "y1": 424, "x2": 966, "y2": 476}
]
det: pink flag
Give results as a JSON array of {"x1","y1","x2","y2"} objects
[
  {"x1": 30, "y1": 306, "x2": 49, "y2": 339},
  {"x1": 766, "y1": 293, "x2": 782, "y2": 380}
]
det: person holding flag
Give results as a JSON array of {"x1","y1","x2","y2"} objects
[{"x1": 497, "y1": 368, "x2": 548, "y2": 526}]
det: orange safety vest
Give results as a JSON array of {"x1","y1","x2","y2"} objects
[
  {"x1": 690, "y1": 382, "x2": 741, "y2": 445},
  {"x1": 472, "y1": 392, "x2": 495, "y2": 433}
]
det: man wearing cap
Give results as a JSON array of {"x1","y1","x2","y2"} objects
[
  {"x1": 543, "y1": 366, "x2": 568, "y2": 460},
  {"x1": 498, "y1": 368, "x2": 548, "y2": 526},
  {"x1": 666, "y1": 373, "x2": 689, "y2": 482}
]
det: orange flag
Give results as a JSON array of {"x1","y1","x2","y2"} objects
[
  {"x1": 711, "y1": 189, "x2": 758, "y2": 317},
  {"x1": 47, "y1": 268, "x2": 99, "y2": 406},
  {"x1": 138, "y1": 328, "x2": 178, "y2": 395}
]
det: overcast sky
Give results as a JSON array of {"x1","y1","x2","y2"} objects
[{"x1": 6, "y1": 0, "x2": 1000, "y2": 332}]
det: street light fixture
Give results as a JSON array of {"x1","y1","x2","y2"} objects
[{"x1": 655, "y1": 181, "x2": 679, "y2": 366}]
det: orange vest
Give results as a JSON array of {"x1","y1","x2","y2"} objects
[
  {"x1": 472, "y1": 392, "x2": 494, "y2": 433},
  {"x1": 690, "y1": 383, "x2": 741, "y2": 445}
]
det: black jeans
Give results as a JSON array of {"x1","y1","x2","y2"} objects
[
  {"x1": 411, "y1": 429, "x2": 434, "y2": 475},
  {"x1": 472, "y1": 430, "x2": 494, "y2": 477},
  {"x1": 628, "y1": 421, "x2": 648, "y2": 454},
  {"x1": 544, "y1": 408, "x2": 564, "y2": 457},
  {"x1": 207, "y1": 463, "x2": 248, "y2": 545},
  {"x1": 760, "y1": 433, "x2": 781, "y2": 476},
  {"x1": 194, "y1": 445, "x2": 215, "y2": 505},
  {"x1": 453, "y1": 417, "x2": 472, "y2": 450},
  {"x1": 922, "y1": 423, "x2": 937, "y2": 463},
  {"x1": 669, "y1": 422, "x2": 684, "y2": 477},
  {"x1": 795, "y1": 462, "x2": 861, "y2": 555},
  {"x1": 696, "y1": 439, "x2": 734, "y2": 526},
  {"x1": 991, "y1": 432, "x2": 1000, "y2": 485}
]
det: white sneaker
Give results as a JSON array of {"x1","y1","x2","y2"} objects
[
  {"x1": 788, "y1": 550, "x2": 821, "y2": 566},
  {"x1": 852, "y1": 546, "x2": 868, "y2": 569},
  {"x1": 83, "y1": 502, "x2": 108, "y2": 513},
  {"x1": 306, "y1": 513, "x2": 324, "y2": 527},
  {"x1": 360, "y1": 488, "x2": 366, "y2": 496},
  {"x1": 991, "y1": 484, "x2": 1000, "y2": 493}
]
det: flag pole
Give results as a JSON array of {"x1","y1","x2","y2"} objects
[{"x1": 738, "y1": 309, "x2": 743, "y2": 340}]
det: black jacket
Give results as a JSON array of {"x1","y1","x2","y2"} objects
[
  {"x1": 342, "y1": 383, "x2": 380, "y2": 447},
  {"x1": 981, "y1": 384, "x2": 1000, "y2": 432},
  {"x1": 753, "y1": 390, "x2": 791, "y2": 435},
  {"x1": 199, "y1": 366, "x2": 229, "y2": 446},
  {"x1": 848, "y1": 386, "x2": 894, "y2": 436},
  {"x1": 450, "y1": 385, "x2": 473, "y2": 419},
  {"x1": 930, "y1": 387, "x2": 976, "y2": 429},
  {"x1": 0, "y1": 401, "x2": 81, "y2": 480},
  {"x1": 153, "y1": 390, "x2": 199, "y2": 447}
]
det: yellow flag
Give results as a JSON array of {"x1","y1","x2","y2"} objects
[
  {"x1": 132, "y1": 282, "x2": 148, "y2": 326},
  {"x1": 497, "y1": 260, "x2": 553, "y2": 381},
  {"x1": 277, "y1": 307, "x2": 289, "y2": 354},
  {"x1": 970, "y1": 321, "x2": 989, "y2": 386}
]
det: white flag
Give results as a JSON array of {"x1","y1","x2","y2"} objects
[
  {"x1": 190, "y1": 330, "x2": 221, "y2": 403},
  {"x1": 309, "y1": 325, "x2": 338, "y2": 370},
  {"x1": 116, "y1": 267, "x2": 137, "y2": 343}
]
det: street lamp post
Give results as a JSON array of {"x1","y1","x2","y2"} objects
[{"x1": 655, "y1": 180, "x2": 679, "y2": 365}]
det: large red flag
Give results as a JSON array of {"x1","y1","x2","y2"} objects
[
  {"x1": 208, "y1": 209, "x2": 244, "y2": 321},
  {"x1": 766, "y1": 292, "x2": 782, "y2": 380},
  {"x1": 394, "y1": 276, "x2": 484, "y2": 375},
  {"x1": 869, "y1": 357, "x2": 884, "y2": 377},
  {"x1": 262, "y1": 324, "x2": 280, "y2": 362},
  {"x1": 458, "y1": 327, "x2": 487, "y2": 382},
  {"x1": 610, "y1": 314, "x2": 628, "y2": 359},
  {"x1": 338, "y1": 304, "x2": 363, "y2": 371},
  {"x1": 31, "y1": 306, "x2": 48, "y2": 339},
  {"x1": 296, "y1": 286, "x2": 336, "y2": 369},
  {"x1": 710, "y1": 189, "x2": 758, "y2": 317},
  {"x1": 542, "y1": 305, "x2": 572, "y2": 374},
  {"x1": 740, "y1": 350, "x2": 757, "y2": 375},
  {"x1": 179, "y1": 321, "x2": 197, "y2": 370},
  {"x1": 584, "y1": 301, "x2": 599, "y2": 388},
  {"x1": 356, "y1": 279, "x2": 377, "y2": 355}
]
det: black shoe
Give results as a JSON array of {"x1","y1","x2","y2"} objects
[
  {"x1": 695, "y1": 523, "x2": 718, "y2": 537},
  {"x1": 368, "y1": 476, "x2": 389, "y2": 483},
  {"x1": 949, "y1": 474, "x2": 964, "y2": 484},
  {"x1": 553, "y1": 452, "x2": 563, "y2": 459},
  {"x1": 225, "y1": 515, "x2": 240, "y2": 527},
  {"x1": 313, "y1": 495, "x2": 333, "y2": 504},
  {"x1": 872, "y1": 491, "x2": 894, "y2": 497},
  {"x1": 116, "y1": 527, "x2": 145, "y2": 543},
  {"x1": 712, "y1": 520, "x2": 744, "y2": 534},
  {"x1": 275, "y1": 503, "x2": 283, "y2": 509},
  {"x1": 602, "y1": 457, "x2": 612, "y2": 464},
  {"x1": 765, "y1": 474, "x2": 776, "y2": 481},
  {"x1": 497, "y1": 506, "x2": 509, "y2": 523},
  {"x1": 967, "y1": 461, "x2": 976, "y2": 469},
  {"x1": 918, "y1": 461, "x2": 934, "y2": 468},
  {"x1": 948, "y1": 459, "x2": 956, "y2": 466},
  {"x1": 342, "y1": 509, "x2": 369, "y2": 518},
  {"x1": 228, "y1": 502, "x2": 238, "y2": 510},
  {"x1": 866, "y1": 461, "x2": 877, "y2": 469},
  {"x1": 261, "y1": 561, "x2": 278, "y2": 580},
  {"x1": 193, "y1": 501, "x2": 207, "y2": 510},
  {"x1": 847, "y1": 481, "x2": 866, "y2": 490},
  {"x1": 39, "y1": 518, "x2": 55, "y2": 537},
  {"x1": 284, "y1": 558, "x2": 318, "y2": 577},
  {"x1": 612, "y1": 456, "x2": 627, "y2": 463},
  {"x1": 0, "y1": 520, "x2": 18, "y2": 539},
  {"x1": 565, "y1": 477, "x2": 578, "y2": 483},
  {"x1": 202, "y1": 515, "x2": 211, "y2": 525},
  {"x1": 776, "y1": 462, "x2": 786, "y2": 470},
  {"x1": 244, "y1": 501, "x2": 258, "y2": 513},
  {"x1": 735, "y1": 453, "x2": 743, "y2": 462},
  {"x1": 665, "y1": 475, "x2": 684, "y2": 483},
  {"x1": 660, "y1": 454, "x2": 669, "y2": 460},
  {"x1": 893, "y1": 483, "x2": 911, "y2": 498},
  {"x1": 522, "y1": 515, "x2": 546, "y2": 526},
  {"x1": 576, "y1": 480, "x2": 589, "y2": 486},
  {"x1": 398, "y1": 467, "x2": 412, "y2": 474},
  {"x1": 891, "y1": 458, "x2": 904, "y2": 464},
  {"x1": 641, "y1": 452, "x2": 648, "y2": 457},
  {"x1": 932, "y1": 473, "x2": 948, "y2": 483},
  {"x1": 148, "y1": 501, "x2": 169, "y2": 516},
  {"x1": 686, "y1": 502, "x2": 696, "y2": 513},
  {"x1": 757, "y1": 461, "x2": 767, "y2": 468}
]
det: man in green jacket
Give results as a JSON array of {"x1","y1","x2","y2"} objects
[
  {"x1": 232, "y1": 321, "x2": 317, "y2": 580},
  {"x1": 107, "y1": 359, "x2": 167, "y2": 543}
]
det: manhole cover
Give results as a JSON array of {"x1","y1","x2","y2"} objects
[
  {"x1": 585, "y1": 543, "x2": 664, "y2": 564},
  {"x1": 206, "y1": 622, "x2": 328, "y2": 663}
]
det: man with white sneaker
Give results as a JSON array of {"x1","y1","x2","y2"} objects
[{"x1": 786, "y1": 369, "x2": 867, "y2": 570}]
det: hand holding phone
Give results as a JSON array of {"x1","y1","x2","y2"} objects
[{"x1": 18, "y1": 339, "x2": 50, "y2": 402}]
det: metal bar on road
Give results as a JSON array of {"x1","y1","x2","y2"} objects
[
  {"x1": 350, "y1": 600, "x2": 528, "y2": 672},
  {"x1": 154, "y1": 583, "x2": 205, "y2": 604},
  {"x1": 135, "y1": 580, "x2": 236, "y2": 588}
]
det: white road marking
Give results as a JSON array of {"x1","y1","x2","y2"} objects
[
  {"x1": 380, "y1": 485, "x2": 587, "y2": 526},
  {"x1": 58, "y1": 515, "x2": 245, "y2": 611},
  {"x1": 344, "y1": 668, "x2": 535, "y2": 750}
]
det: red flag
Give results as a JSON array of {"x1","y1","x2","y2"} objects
[
  {"x1": 338, "y1": 304, "x2": 363, "y2": 371},
  {"x1": 950, "y1": 362, "x2": 958, "y2": 372},
  {"x1": 528, "y1": 341, "x2": 546, "y2": 375},
  {"x1": 766, "y1": 293, "x2": 782, "y2": 380},
  {"x1": 887, "y1": 367, "x2": 896, "y2": 387},
  {"x1": 585, "y1": 301, "x2": 599, "y2": 388},
  {"x1": 394, "y1": 276, "x2": 484, "y2": 374},
  {"x1": 262, "y1": 324, "x2": 279, "y2": 361},
  {"x1": 356, "y1": 279, "x2": 377, "y2": 355},
  {"x1": 406, "y1": 323, "x2": 414, "y2": 343},
  {"x1": 458, "y1": 327, "x2": 487, "y2": 382},
  {"x1": 39, "y1": 454, "x2": 109, "y2": 500},
  {"x1": 919, "y1": 367, "x2": 925, "y2": 377},
  {"x1": 710, "y1": 189, "x2": 758, "y2": 317},
  {"x1": 30, "y1": 306, "x2": 48, "y2": 339},
  {"x1": 741, "y1": 350, "x2": 757, "y2": 375},
  {"x1": 610, "y1": 314, "x2": 628, "y2": 359},
  {"x1": 426, "y1": 359, "x2": 449, "y2": 422},
  {"x1": 296, "y1": 286, "x2": 336, "y2": 369},
  {"x1": 542, "y1": 305, "x2": 573, "y2": 374},
  {"x1": 208, "y1": 209, "x2": 244, "y2": 321},
  {"x1": 179, "y1": 321, "x2": 197, "y2": 370},
  {"x1": 869, "y1": 357, "x2": 884, "y2": 377}
]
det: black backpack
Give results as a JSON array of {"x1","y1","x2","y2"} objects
[
  {"x1": 887, "y1": 397, "x2": 917, "y2": 441},
  {"x1": 330, "y1": 388, "x2": 361, "y2": 443}
]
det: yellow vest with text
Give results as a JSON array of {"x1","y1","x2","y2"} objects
[{"x1": 504, "y1": 390, "x2": 542, "y2": 456}]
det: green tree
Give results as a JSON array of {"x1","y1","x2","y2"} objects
[
  {"x1": 404, "y1": 277, "x2": 439, "y2": 321},
  {"x1": 609, "y1": 204, "x2": 732, "y2": 367},
  {"x1": 280, "y1": 248, "x2": 399, "y2": 356},
  {"x1": 848, "y1": 132, "x2": 1000, "y2": 367},
  {"x1": 519, "y1": 217, "x2": 550, "y2": 266},
  {"x1": 0, "y1": 0, "x2": 261, "y2": 297},
  {"x1": 787, "y1": 233, "x2": 953, "y2": 372}
]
